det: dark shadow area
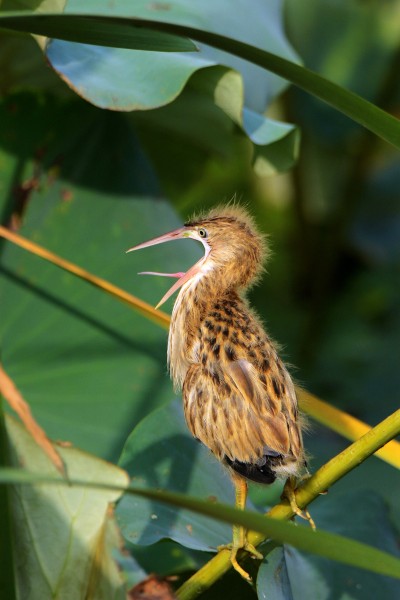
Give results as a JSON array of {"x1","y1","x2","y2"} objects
[{"x1": 0, "y1": 92, "x2": 161, "y2": 200}]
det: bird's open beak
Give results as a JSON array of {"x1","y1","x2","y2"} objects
[{"x1": 126, "y1": 226, "x2": 209, "y2": 309}]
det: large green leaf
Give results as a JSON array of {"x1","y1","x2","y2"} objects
[
  {"x1": 45, "y1": 36, "x2": 213, "y2": 110},
  {"x1": 0, "y1": 92, "x2": 199, "y2": 461},
  {"x1": 0, "y1": 1, "x2": 301, "y2": 174},
  {"x1": 5, "y1": 415, "x2": 129, "y2": 600},
  {"x1": 54, "y1": 0, "x2": 297, "y2": 108},
  {"x1": 257, "y1": 491, "x2": 400, "y2": 599}
]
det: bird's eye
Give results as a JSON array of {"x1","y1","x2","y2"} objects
[{"x1": 198, "y1": 228, "x2": 208, "y2": 239}]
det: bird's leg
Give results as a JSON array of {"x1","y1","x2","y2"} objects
[
  {"x1": 282, "y1": 476, "x2": 316, "y2": 530},
  {"x1": 218, "y1": 476, "x2": 263, "y2": 581}
]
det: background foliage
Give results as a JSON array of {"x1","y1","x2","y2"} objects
[{"x1": 1, "y1": 1, "x2": 400, "y2": 598}]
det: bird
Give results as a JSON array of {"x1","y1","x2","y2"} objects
[{"x1": 127, "y1": 204, "x2": 312, "y2": 580}]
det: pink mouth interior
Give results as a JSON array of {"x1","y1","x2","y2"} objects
[{"x1": 139, "y1": 271, "x2": 185, "y2": 278}]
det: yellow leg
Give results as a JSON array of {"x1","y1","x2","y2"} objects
[
  {"x1": 218, "y1": 476, "x2": 263, "y2": 581},
  {"x1": 282, "y1": 476, "x2": 316, "y2": 530}
]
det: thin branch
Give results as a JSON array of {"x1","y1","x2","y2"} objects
[{"x1": 0, "y1": 364, "x2": 66, "y2": 476}]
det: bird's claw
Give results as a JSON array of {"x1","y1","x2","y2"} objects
[
  {"x1": 217, "y1": 541, "x2": 263, "y2": 581},
  {"x1": 282, "y1": 477, "x2": 316, "y2": 530}
]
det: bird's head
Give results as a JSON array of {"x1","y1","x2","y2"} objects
[{"x1": 127, "y1": 205, "x2": 267, "y2": 309}]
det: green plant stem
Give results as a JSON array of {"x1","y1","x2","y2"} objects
[{"x1": 176, "y1": 408, "x2": 400, "y2": 600}]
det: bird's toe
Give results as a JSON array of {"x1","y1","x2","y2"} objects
[
  {"x1": 282, "y1": 476, "x2": 316, "y2": 530},
  {"x1": 217, "y1": 541, "x2": 263, "y2": 581}
]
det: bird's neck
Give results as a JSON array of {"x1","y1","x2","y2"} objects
[{"x1": 167, "y1": 269, "x2": 236, "y2": 389}]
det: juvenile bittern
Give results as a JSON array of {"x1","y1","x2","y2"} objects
[{"x1": 128, "y1": 205, "x2": 310, "y2": 580}]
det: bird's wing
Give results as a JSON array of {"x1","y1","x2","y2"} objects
[
  {"x1": 224, "y1": 358, "x2": 291, "y2": 457},
  {"x1": 225, "y1": 359, "x2": 256, "y2": 405}
]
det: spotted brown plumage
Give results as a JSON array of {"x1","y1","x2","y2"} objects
[{"x1": 127, "y1": 204, "x2": 311, "y2": 580}]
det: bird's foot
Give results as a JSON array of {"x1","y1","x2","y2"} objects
[
  {"x1": 282, "y1": 477, "x2": 316, "y2": 530},
  {"x1": 217, "y1": 541, "x2": 263, "y2": 581}
]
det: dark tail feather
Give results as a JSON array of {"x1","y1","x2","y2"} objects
[{"x1": 224, "y1": 456, "x2": 277, "y2": 484}]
